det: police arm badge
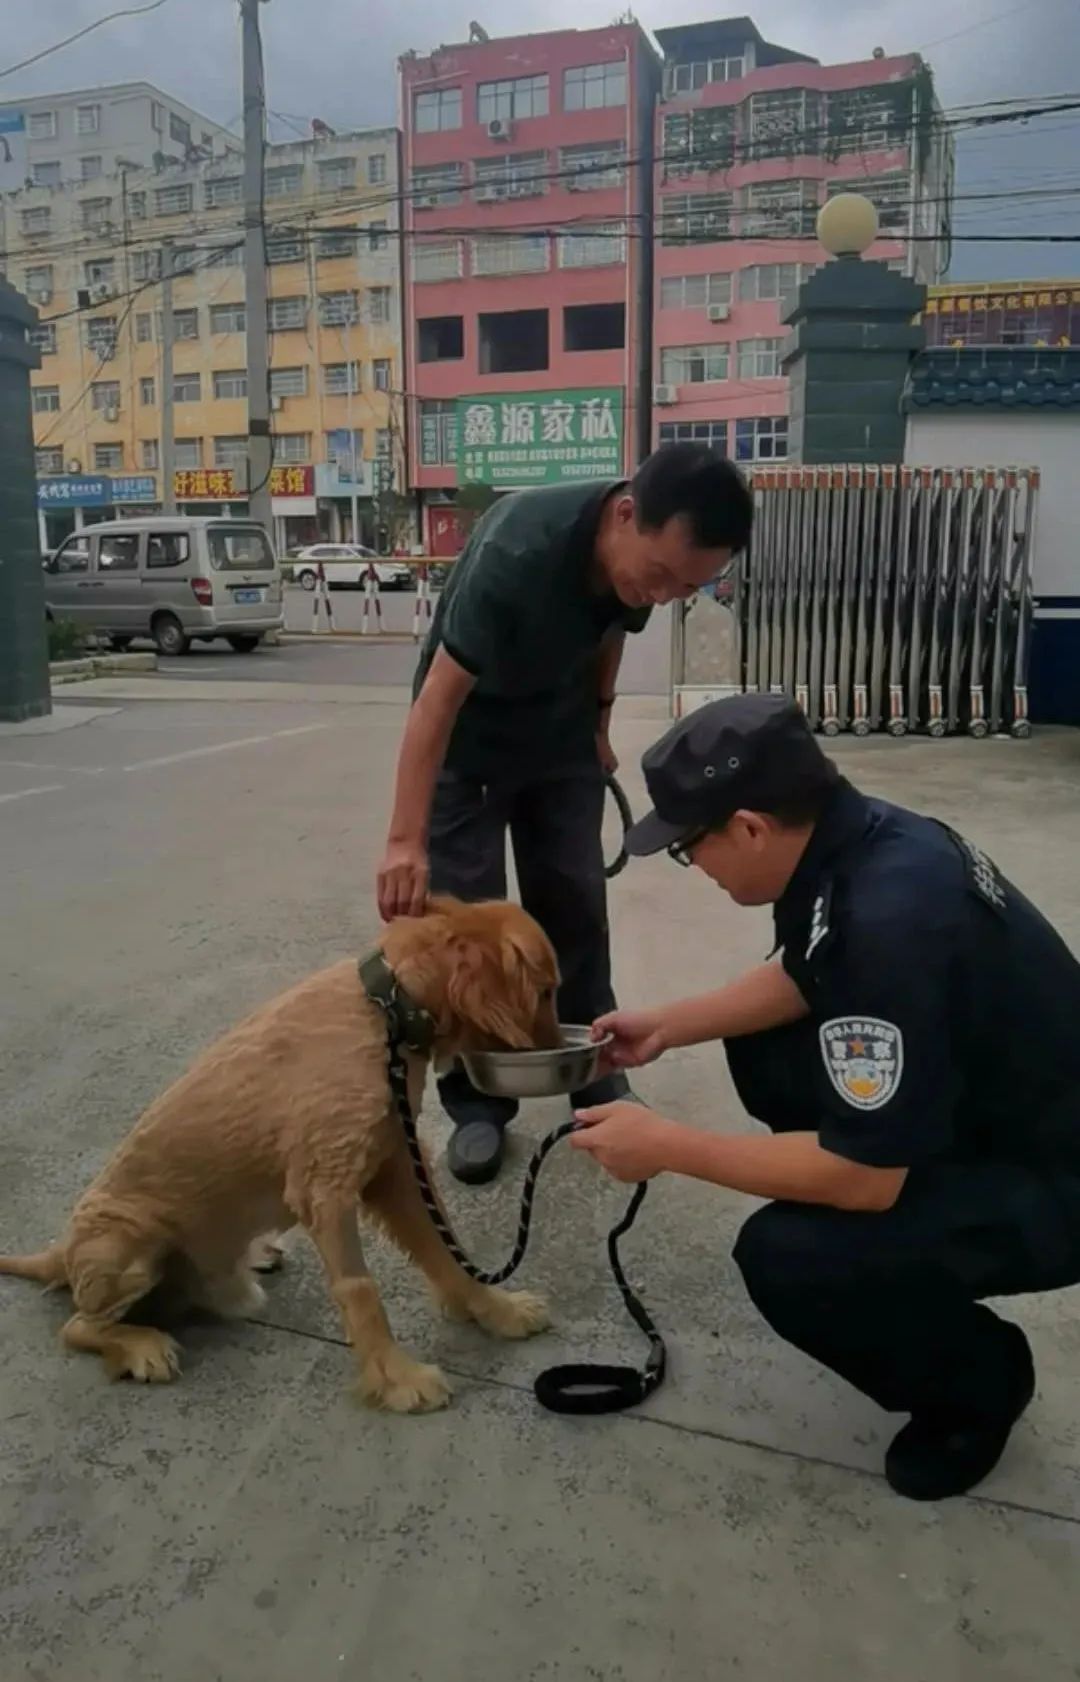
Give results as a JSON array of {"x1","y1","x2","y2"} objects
[{"x1": 819, "y1": 1017, "x2": 903, "y2": 1111}]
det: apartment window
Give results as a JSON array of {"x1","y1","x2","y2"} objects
[
  {"x1": 76, "y1": 103, "x2": 101, "y2": 135},
  {"x1": 173, "y1": 373, "x2": 201, "y2": 403},
  {"x1": 659, "y1": 420, "x2": 728, "y2": 450},
  {"x1": 660, "y1": 272, "x2": 732, "y2": 310},
  {"x1": 471, "y1": 234, "x2": 549, "y2": 277},
  {"x1": 173, "y1": 244, "x2": 201, "y2": 271},
  {"x1": 90, "y1": 380, "x2": 121, "y2": 412},
  {"x1": 204, "y1": 241, "x2": 242, "y2": 269},
  {"x1": 128, "y1": 190, "x2": 147, "y2": 219},
  {"x1": 318, "y1": 290, "x2": 358, "y2": 328},
  {"x1": 411, "y1": 239, "x2": 462, "y2": 283},
  {"x1": 155, "y1": 183, "x2": 193, "y2": 217},
  {"x1": 21, "y1": 206, "x2": 51, "y2": 237},
  {"x1": 205, "y1": 175, "x2": 242, "y2": 208},
  {"x1": 478, "y1": 309, "x2": 548, "y2": 375},
  {"x1": 664, "y1": 109, "x2": 736, "y2": 176},
  {"x1": 419, "y1": 400, "x2": 457, "y2": 467},
  {"x1": 80, "y1": 156, "x2": 102, "y2": 182},
  {"x1": 140, "y1": 377, "x2": 156, "y2": 405},
  {"x1": 266, "y1": 165, "x2": 304, "y2": 199},
  {"x1": 93, "y1": 443, "x2": 124, "y2": 471},
  {"x1": 24, "y1": 264, "x2": 54, "y2": 297},
  {"x1": 826, "y1": 86, "x2": 910, "y2": 156},
  {"x1": 151, "y1": 101, "x2": 164, "y2": 132},
  {"x1": 661, "y1": 193, "x2": 733, "y2": 245},
  {"x1": 169, "y1": 112, "x2": 192, "y2": 148},
  {"x1": 270, "y1": 366, "x2": 307, "y2": 398},
  {"x1": 84, "y1": 258, "x2": 116, "y2": 289},
  {"x1": 738, "y1": 263, "x2": 807, "y2": 302},
  {"x1": 81, "y1": 197, "x2": 113, "y2": 231},
  {"x1": 173, "y1": 308, "x2": 199, "y2": 340},
  {"x1": 325, "y1": 429, "x2": 364, "y2": 475},
  {"x1": 269, "y1": 295, "x2": 307, "y2": 331},
  {"x1": 734, "y1": 416, "x2": 788, "y2": 462},
  {"x1": 135, "y1": 312, "x2": 154, "y2": 343},
  {"x1": 86, "y1": 318, "x2": 118, "y2": 357},
  {"x1": 563, "y1": 60, "x2": 626, "y2": 111},
  {"x1": 131, "y1": 249, "x2": 161, "y2": 283},
  {"x1": 31, "y1": 161, "x2": 61, "y2": 188},
  {"x1": 418, "y1": 316, "x2": 464, "y2": 363},
  {"x1": 748, "y1": 89, "x2": 823, "y2": 162},
  {"x1": 368, "y1": 287, "x2": 392, "y2": 325},
  {"x1": 564, "y1": 302, "x2": 625, "y2": 352},
  {"x1": 36, "y1": 446, "x2": 64, "y2": 474},
  {"x1": 557, "y1": 223, "x2": 626, "y2": 269},
  {"x1": 275, "y1": 433, "x2": 310, "y2": 464},
  {"x1": 478, "y1": 74, "x2": 548, "y2": 123},
  {"x1": 667, "y1": 56, "x2": 744, "y2": 94},
  {"x1": 211, "y1": 302, "x2": 247, "y2": 334},
  {"x1": 560, "y1": 141, "x2": 625, "y2": 192},
  {"x1": 737, "y1": 336, "x2": 787, "y2": 378},
  {"x1": 827, "y1": 173, "x2": 908, "y2": 232},
  {"x1": 28, "y1": 110, "x2": 57, "y2": 140},
  {"x1": 141, "y1": 440, "x2": 160, "y2": 469},
  {"x1": 322, "y1": 362, "x2": 360, "y2": 395},
  {"x1": 660, "y1": 343, "x2": 729, "y2": 385},
  {"x1": 213, "y1": 436, "x2": 248, "y2": 469},
  {"x1": 317, "y1": 157, "x2": 355, "y2": 192},
  {"x1": 474, "y1": 150, "x2": 547, "y2": 202},
  {"x1": 372, "y1": 358, "x2": 391, "y2": 392},
  {"x1": 414, "y1": 87, "x2": 462, "y2": 133},
  {"x1": 32, "y1": 386, "x2": 61, "y2": 414},
  {"x1": 367, "y1": 221, "x2": 388, "y2": 252},
  {"x1": 266, "y1": 233, "x2": 304, "y2": 264},
  {"x1": 316, "y1": 227, "x2": 357, "y2": 258},
  {"x1": 743, "y1": 182, "x2": 818, "y2": 239},
  {"x1": 214, "y1": 369, "x2": 248, "y2": 399},
  {"x1": 367, "y1": 152, "x2": 387, "y2": 185},
  {"x1": 29, "y1": 324, "x2": 57, "y2": 355},
  {"x1": 412, "y1": 163, "x2": 464, "y2": 207},
  {"x1": 175, "y1": 438, "x2": 202, "y2": 470}
]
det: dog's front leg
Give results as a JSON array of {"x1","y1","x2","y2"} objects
[{"x1": 305, "y1": 1194, "x2": 451, "y2": 1415}]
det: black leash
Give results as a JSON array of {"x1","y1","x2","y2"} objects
[
  {"x1": 603, "y1": 773, "x2": 632, "y2": 881},
  {"x1": 372, "y1": 996, "x2": 666, "y2": 1415}
]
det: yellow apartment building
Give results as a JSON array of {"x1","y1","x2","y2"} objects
[{"x1": 4, "y1": 125, "x2": 405, "y2": 554}]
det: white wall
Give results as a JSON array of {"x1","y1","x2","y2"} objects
[{"x1": 905, "y1": 409, "x2": 1080, "y2": 599}]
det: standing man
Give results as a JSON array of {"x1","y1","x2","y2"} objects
[
  {"x1": 573, "y1": 694, "x2": 1080, "y2": 1499},
  {"x1": 377, "y1": 444, "x2": 753, "y2": 1184}
]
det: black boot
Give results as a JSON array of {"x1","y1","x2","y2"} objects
[{"x1": 447, "y1": 1118, "x2": 507, "y2": 1185}]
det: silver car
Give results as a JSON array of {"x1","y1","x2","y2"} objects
[{"x1": 42, "y1": 517, "x2": 284, "y2": 656}]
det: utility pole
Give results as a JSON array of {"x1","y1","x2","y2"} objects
[
  {"x1": 240, "y1": 0, "x2": 273, "y2": 534},
  {"x1": 160, "y1": 237, "x2": 176, "y2": 513},
  {"x1": 344, "y1": 310, "x2": 360, "y2": 545}
]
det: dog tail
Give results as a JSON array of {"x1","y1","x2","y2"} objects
[{"x1": 0, "y1": 1244, "x2": 67, "y2": 1288}]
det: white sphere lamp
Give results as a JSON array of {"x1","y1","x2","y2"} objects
[{"x1": 816, "y1": 193, "x2": 879, "y2": 259}]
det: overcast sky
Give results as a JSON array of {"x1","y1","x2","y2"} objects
[{"x1": 4, "y1": 0, "x2": 1079, "y2": 278}]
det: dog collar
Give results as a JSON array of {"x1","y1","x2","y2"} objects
[{"x1": 357, "y1": 949, "x2": 437, "y2": 1054}]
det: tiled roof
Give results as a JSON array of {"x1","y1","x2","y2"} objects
[{"x1": 905, "y1": 346, "x2": 1080, "y2": 410}]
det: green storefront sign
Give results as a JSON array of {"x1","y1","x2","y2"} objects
[{"x1": 456, "y1": 388, "x2": 624, "y2": 488}]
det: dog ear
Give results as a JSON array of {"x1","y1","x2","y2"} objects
[{"x1": 445, "y1": 933, "x2": 535, "y2": 1049}]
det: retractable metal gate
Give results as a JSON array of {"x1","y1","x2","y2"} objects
[{"x1": 671, "y1": 465, "x2": 1038, "y2": 739}]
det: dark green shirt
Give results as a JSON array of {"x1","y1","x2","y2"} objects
[{"x1": 414, "y1": 480, "x2": 650, "y2": 779}]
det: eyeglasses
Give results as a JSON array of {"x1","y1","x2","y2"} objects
[{"x1": 666, "y1": 829, "x2": 707, "y2": 867}]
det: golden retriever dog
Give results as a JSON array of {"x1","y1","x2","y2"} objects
[{"x1": 0, "y1": 897, "x2": 560, "y2": 1414}]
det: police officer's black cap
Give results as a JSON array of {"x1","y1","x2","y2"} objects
[{"x1": 626, "y1": 694, "x2": 836, "y2": 857}]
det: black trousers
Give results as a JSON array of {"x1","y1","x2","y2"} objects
[
  {"x1": 428, "y1": 764, "x2": 628, "y2": 1129},
  {"x1": 727, "y1": 1020, "x2": 1080, "y2": 1418}
]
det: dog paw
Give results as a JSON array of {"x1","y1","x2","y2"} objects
[
  {"x1": 469, "y1": 1287, "x2": 552, "y2": 1340},
  {"x1": 247, "y1": 1236, "x2": 287, "y2": 1274},
  {"x1": 106, "y1": 1329, "x2": 182, "y2": 1384},
  {"x1": 359, "y1": 1351, "x2": 452, "y2": 1414}
]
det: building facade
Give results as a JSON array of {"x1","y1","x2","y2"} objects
[
  {"x1": 8, "y1": 118, "x2": 403, "y2": 553},
  {"x1": 651, "y1": 20, "x2": 952, "y2": 467},
  {"x1": 924, "y1": 280, "x2": 1080, "y2": 348},
  {"x1": 399, "y1": 23, "x2": 660, "y2": 553}
]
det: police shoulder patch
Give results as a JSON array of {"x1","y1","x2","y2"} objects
[{"x1": 819, "y1": 1017, "x2": 904, "y2": 1112}]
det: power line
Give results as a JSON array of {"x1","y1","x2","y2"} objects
[{"x1": 0, "y1": 0, "x2": 172, "y2": 80}]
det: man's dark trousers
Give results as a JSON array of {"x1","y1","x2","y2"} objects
[{"x1": 428, "y1": 763, "x2": 629, "y2": 1127}]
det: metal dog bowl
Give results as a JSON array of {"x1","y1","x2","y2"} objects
[{"x1": 461, "y1": 1026, "x2": 611, "y2": 1099}]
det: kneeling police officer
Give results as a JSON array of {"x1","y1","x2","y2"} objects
[{"x1": 573, "y1": 693, "x2": 1080, "y2": 1499}]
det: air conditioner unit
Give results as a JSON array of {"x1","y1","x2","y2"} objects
[
  {"x1": 104, "y1": 404, "x2": 120, "y2": 423},
  {"x1": 653, "y1": 383, "x2": 678, "y2": 406},
  {"x1": 487, "y1": 118, "x2": 514, "y2": 142},
  {"x1": 707, "y1": 302, "x2": 730, "y2": 322},
  {"x1": 270, "y1": 394, "x2": 284, "y2": 411},
  {"x1": 476, "y1": 182, "x2": 507, "y2": 202}
]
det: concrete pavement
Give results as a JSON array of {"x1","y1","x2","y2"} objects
[{"x1": 2, "y1": 684, "x2": 1080, "y2": 1681}]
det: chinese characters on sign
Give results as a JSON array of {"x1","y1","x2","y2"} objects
[
  {"x1": 172, "y1": 466, "x2": 314, "y2": 500},
  {"x1": 36, "y1": 474, "x2": 157, "y2": 508},
  {"x1": 269, "y1": 466, "x2": 314, "y2": 496},
  {"x1": 456, "y1": 389, "x2": 624, "y2": 487}
]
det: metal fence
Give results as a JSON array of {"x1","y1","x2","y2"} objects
[{"x1": 671, "y1": 465, "x2": 1038, "y2": 739}]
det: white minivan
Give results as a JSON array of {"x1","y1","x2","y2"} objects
[{"x1": 42, "y1": 517, "x2": 285, "y2": 656}]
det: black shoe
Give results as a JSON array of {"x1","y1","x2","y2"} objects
[
  {"x1": 571, "y1": 1073, "x2": 641, "y2": 1110},
  {"x1": 447, "y1": 1119, "x2": 506, "y2": 1185},
  {"x1": 885, "y1": 1330, "x2": 1035, "y2": 1501}
]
